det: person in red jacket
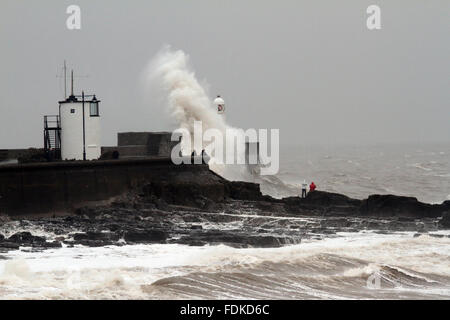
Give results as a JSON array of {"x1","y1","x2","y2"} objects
[{"x1": 309, "y1": 182, "x2": 316, "y2": 192}]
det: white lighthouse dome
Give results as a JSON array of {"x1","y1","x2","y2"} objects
[
  {"x1": 213, "y1": 96, "x2": 225, "y2": 105},
  {"x1": 213, "y1": 95, "x2": 225, "y2": 114}
]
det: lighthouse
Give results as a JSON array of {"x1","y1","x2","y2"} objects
[
  {"x1": 213, "y1": 95, "x2": 225, "y2": 115},
  {"x1": 44, "y1": 69, "x2": 101, "y2": 161},
  {"x1": 59, "y1": 93, "x2": 101, "y2": 160}
]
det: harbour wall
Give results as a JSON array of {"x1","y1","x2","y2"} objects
[
  {"x1": 0, "y1": 149, "x2": 38, "y2": 162},
  {"x1": 101, "y1": 132, "x2": 179, "y2": 159},
  {"x1": 0, "y1": 158, "x2": 210, "y2": 217}
]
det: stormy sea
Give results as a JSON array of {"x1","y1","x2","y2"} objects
[
  {"x1": 0, "y1": 48, "x2": 449, "y2": 300},
  {"x1": 0, "y1": 143, "x2": 449, "y2": 300}
]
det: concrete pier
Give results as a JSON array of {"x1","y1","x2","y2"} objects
[{"x1": 0, "y1": 158, "x2": 208, "y2": 216}]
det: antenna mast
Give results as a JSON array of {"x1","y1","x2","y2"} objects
[
  {"x1": 57, "y1": 64, "x2": 89, "y2": 97},
  {"x1": 64, "y1": 60, "x2": 67, "y2": 99}
]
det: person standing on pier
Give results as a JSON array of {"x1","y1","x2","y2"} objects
[{"x1": 301, "y1": 180, "x2": 308, "y2": 198}]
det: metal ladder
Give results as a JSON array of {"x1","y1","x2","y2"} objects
[{"x1": 44, "y1": 115, "x2": 61, "y2": 161}]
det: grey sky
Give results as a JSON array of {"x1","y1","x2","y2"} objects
[{"x1": 0, "y1": 0, "x2": 449, "y2": 149}]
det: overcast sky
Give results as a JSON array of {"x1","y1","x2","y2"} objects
[{"x1": 0, "y1": 0, "x2": 449, "y2": 149}]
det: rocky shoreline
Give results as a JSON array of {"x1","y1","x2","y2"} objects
[{"x1": 0, "y1": 168, "x2": 449, "y2": 252}]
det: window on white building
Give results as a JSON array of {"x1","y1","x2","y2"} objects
[{"x1": 90, "y1": 102, "x2": 99, "y2": 117}]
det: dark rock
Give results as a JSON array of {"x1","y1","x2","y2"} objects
[
  {"x1": 78, "y1": 240, "x2": 114, "y2": 247},
  {"x1": 365, "y1": 221, "x2": 384, "y2": 230},
  {"x1": 322, "y1": 217, "x2": 352, "y2": 228},
  {"x1": 398, "y1": 217, "x2": 415, "y2": 222},
  {"x1": 154, "y1": 199, "x2": 170, "y2": 211},
  {"x1": 439, "y1": 212, "x2": 450, "y2": 228},
  {"x1": 8, "y1": 232, "x2": 46, "y2": 244},
  {"x1": 416, "y1": 223, "x2": 426, "y2": 232},
  {"x1": 247, "y1": 235, "x2": 285, "y2": 247},
  {"x1": 0, "y1": 215, "x2": 10, "y2": 224},
  {"x1": 0, "y1": 242, "x2": 20, "y2": 249},
  {"x1": 360, "y1": 194, "x2": 442, "y2": 218},
  {"x1": 141, "y1": 170, "x2": 226, "y2": 208},
  {"x1": 226, "y1": 181, "x2": 264, "y2": 201},
  {"x1": 124, "y1": 230, "x2": 168, "y2": 243},
  {"x1": 176, "y1": 229, "x2": 286, "y2": 248},
  {"x1": 72, "y1": 231, "x2": 120, "y2": 242},
  {"x1": 373, "y1": 230, "x2": 392, "y2": 235},
  {"x1": 182, "y1": 214, "x2": 202, "y2": 223},
  {"x1": 183, "y1": 240, "x2": 207, "y2": 246},
  {"x1": 304, "y1": 191, "x2": 362, "y2": 207},
  {"x1": 282, "y1": 191, "x2": 361, "y2": 216},
  {"x1": 442, "y1": 201, "x2": 450, "y2": 210},
  {"x1": 190, "y1": 225, "x2": 203, "y2": 230},
  {"x1": 72, "y1": 233, "x2": 87, "y2": 241},
  {"x1": 429, "y1": 234, "x2": 444, "y2": 239},
  {"x1": 64, "y1": 216, "x2": 75, "y2": 222},
  {"x1": 74, "y1": 207, "x2": 98, "y2": 219},
  {"x1": 112, "y1": 201, "x2": 128, "y2": 209},
  {"x1": 193, "y1": 196, "x2": 211, "y2": 209},
  {"x1": 39, "y1": 241, "x2": 63, "y2": 248},
  {"x1": 107, "y1": 223, "x2": 122, "y2": 232}
]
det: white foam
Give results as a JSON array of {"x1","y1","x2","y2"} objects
[
  {"x1": 143, "y1": 46, "x2": 259, "y2": 183},
  {"x1": 0, "y1": 231, "x2": 449, "y2": 299}
]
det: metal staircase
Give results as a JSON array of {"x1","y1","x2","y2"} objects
[{"x1": 44, "y1": 115, "x2": 61, "y2": 161}]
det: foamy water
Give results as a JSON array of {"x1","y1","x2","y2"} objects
[{"x1": 1, "y1": 231, "x2": 449, "y2": 299}]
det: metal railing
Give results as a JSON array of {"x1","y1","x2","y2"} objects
[
  {"x1": 44, "y1": 115, "x2": 61, "y2": 129},
  {"x1": 44, "y1": 115, "x2": 61, "y2": 161}
]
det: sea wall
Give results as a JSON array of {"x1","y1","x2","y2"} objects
[
  {"x1": 0, "y1": 149, "x2": 39, "y2": 162},
  {"x1": 101, "y1": 132, "x2": 180, "y2": 159},
  {"x1": 0, "y1": 158, "x2": 213, "y2": 216}
]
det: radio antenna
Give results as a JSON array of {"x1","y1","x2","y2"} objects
[{"x1": 64, "y1": 60, "x2": 67, "y2": 99}]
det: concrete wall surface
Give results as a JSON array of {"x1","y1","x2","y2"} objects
[{"x1": 0, "y1": 158, "x2": 210, "y2": 216}]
